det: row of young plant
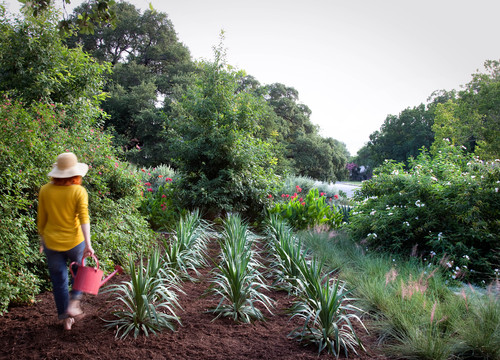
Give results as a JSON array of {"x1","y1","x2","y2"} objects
[{"x1": 101, "y1": 211, "x2": 366, "y2": 357}]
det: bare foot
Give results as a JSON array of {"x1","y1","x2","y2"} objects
[
  {"x1": 63, "y1": 317, "x2": 74, "y2": 330},
  {"x1": 67, "y1": 299, "x2": 83, "y2": 318}
]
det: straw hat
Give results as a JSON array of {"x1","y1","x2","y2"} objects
[{"x1": 48, "y1": 152, "x2": 89, "y2": 178}]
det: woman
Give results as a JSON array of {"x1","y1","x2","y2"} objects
[{"x1": 37, "y1": 152, "x2": 95, "y2": 330}]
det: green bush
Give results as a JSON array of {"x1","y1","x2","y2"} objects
[
  {"x1": 268, "y1": 188, "x2": 344, "y2": 230},
  {"x1": 137, "y1": 165, "x2": 187, "y2": 231},
  {"x1": 0, "y1": 97, "x2": 155, "y2": 314},
  {"x1": 347, "y1": 144, "x2": 500, "y2": 283}
]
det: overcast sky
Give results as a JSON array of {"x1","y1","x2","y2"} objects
[{"x1": 4, "y1": 0, "x2": 500, "y2": 155}]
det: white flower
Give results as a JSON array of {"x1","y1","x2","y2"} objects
[
  {"x1": 403, "y1": 221, "x2": 410, "y2": 227},
  {"x1": 431, "y1": 176, "x2": 438, "y2": 181},
  {"x1": 388, "y1": 212, "x2": 393, "y2": 216},
  {"x1": 391, "y1": 170, "x2": 399, "y2": 175},
  {"x1": 430, "y1": 251, "x2": 436, "y2": 257},
  {"x1": 496, "y1": 188, "x2": 499, "y2": 193},
  {"x1": 415, "y1": 200, "x2": 425, "y2": 207},
  {"x1": 463, "y1": 255, "x2": 470, "y2": 261},
  {"x1": 370, "y1": 210, "x2": 376, "y2": 216}
]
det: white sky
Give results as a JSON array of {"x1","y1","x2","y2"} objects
[{"x1": 4, "y1": 0, "x2": 500, "y2": 155}]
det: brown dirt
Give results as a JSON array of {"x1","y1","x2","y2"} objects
[{"x1": 0, "y1": 240, "x2": 389, "y2": 360}]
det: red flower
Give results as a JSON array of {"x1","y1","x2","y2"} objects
[
  {"x1": 158, "y1": 175, "x2": 163, "y2": 178},
  {"x1": 162, "y1": 194, "x2": 167, "y2": 198},
  {"x1": 299, "y1": 198, "x2": 303, "y2": 202},
  {"x1": 147, "y1": 188, "x2": 153, "y2": 192},
  {"x1": 301, "y1": 202, "x2": 305, "y2": 206},
  {"x1": 296, "y1": 185, "x2": 302, "y2": 193},
  {"x1": 320, "y1": 192, "x2": 326, "y2": 196},
  {"x1": 166, "y1": 178, "x2": 173, "y2": 182},
  {"x1": 285, "y1": 194, "x2": 290, "y2": 198},
  {"x1": 334, "y1": 194, "x2": 339, "y2": 200},
  {"x1": 281, "y1": 194, "x2": 286, "y2": 198},
  {"x1": 144, "y1": 182, "x2": 151, "y2": 186},
  {"x1": 267, "y1": 194, "x2": 273, "y2": 198}
]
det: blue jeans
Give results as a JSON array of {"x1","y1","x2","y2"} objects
[{"x1": 44, "y1": 242, "x2": 85, "y2": 319}]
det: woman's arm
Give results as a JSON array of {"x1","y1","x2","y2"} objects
[{"x1": 81, "y1": 223, "x2": 94, "y2": 257}]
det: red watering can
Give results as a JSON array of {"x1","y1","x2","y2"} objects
[{"x1": 70, "y1": 254, "x2": 123, "y2": 295}]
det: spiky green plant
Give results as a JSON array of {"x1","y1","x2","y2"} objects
[
  {"x1": 264, "y1": 214, "x2": 306, "y2": 293},
  {"x1": 289, "y1": 256, "x2": 366, "y2": 358},
  {"x1": 162, "y1": 209, "x2": 211, "y2": 279},
  {"x1": 209, "y1": 214, "x2": 274, "y2": 323},
  {"x1": 103, "y1": 249, "x2": 182, "y2": 339}
]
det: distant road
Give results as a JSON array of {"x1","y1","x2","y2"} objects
[{"x1": 334, "y1": 182, "x2": 361, "y2": 198}]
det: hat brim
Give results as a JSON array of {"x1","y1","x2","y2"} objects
[{"x1": 48, "y1": 163, "x2": 89, "y2": 178}]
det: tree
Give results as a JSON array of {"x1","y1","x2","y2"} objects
[
  {"x1": 0, "y1": 4, "x2": 110, "y2": 115},
  {"x1": 432, "y1": 60, "x2": 500, "y2": 159},
  {"x1": 169, "y1": 44, "x2": 281, "y2": 218},
  {"x1": 17, "y1": 0, "x2": 117, "y2": 34},
  {"x1": 66, "y1": 1, "x2": 195, "y2": 157}
]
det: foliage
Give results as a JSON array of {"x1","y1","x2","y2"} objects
[
  {"x1": 66, "y1": 1, "x2": 195, "y2": 163},
  {"x1": 453, "y1": 288, "x2": 500, "y2": 360},
  {"x1": 208, "y1": 214, "x2": 274, "y2": 323},
  {"x1": 161, "y1": 210, "x2": 211, "y2": 279},
  {"x1": 263, "y1": 215, "x2": 307, "y2": 293},
  {"x1": 0, "y1": 7, "x2": 111, "y2": 117},
  {"x1": 103, "y1": 249, "x2": 182, "y2": 339},
  {"x1": 169, "y1": 42, "x2": 282, "y2": 219},
  {"x1": 19, "y1": 0, "x2": 117, "y2": 34},
  {"x1": 0, "y1": 7, "x2": 155, "y2": 313},
  {"x1": 139, "y1": 175, "x2": 184, "y2": 231},
  {"x1": 302, "y1": 229, "x2": 500, "y2": 360},
  {"x1": 288, "y1": 256, "x2": 366, "y2": 357},
  {"x1": 432, "y1": 60, "x2": 500, "y2": 159},
  {"x1": 347, "y1": 143, "x2": 500, "y2": 283},
  {"x1": 268, "y1": 187, "x2": 344, "y2": 230}
]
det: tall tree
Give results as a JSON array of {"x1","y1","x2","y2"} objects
[
  {"x1": 432, "y1": 60, "x2": 500, "y2": 159},
  {"x1": 66, "y1": 1, "x2": 195, "y2": 155},
  {"x1": 169, "y1": 45, "x2": 281, "y2": 218}
]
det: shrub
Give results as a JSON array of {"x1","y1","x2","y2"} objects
[
  {"x1": 0, "y1": 97, "x2": 155, "y2": 314},
  {"x1": 208, "y1": 214, "x2": 274, "y2": 322},
  {"x1": 267, "y1": 188, "x2": 344, "y2": 230},
  {"x1": 161, "y1": 210, "x2": 212, "y2": 279},
  {"x1": 138, "y1": 167, "x2": 187, "y2": 231},
  {"x1": 103, "y1": 249, "x2": 182, "y2": 339},
  {"x1": 289, "y1": 256, "x2": 366, "y2": 357},
  {"x1": 347, "y1": 144, "x2": 500, "y2": 283}
]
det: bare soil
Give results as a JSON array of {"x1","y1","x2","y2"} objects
[{"x1": 0, "y1": 240, "x2": 389, "y2": 360}]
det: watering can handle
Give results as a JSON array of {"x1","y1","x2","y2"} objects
[{"x1": 69, "y1": 254, "x2": 100, "y2": 278}]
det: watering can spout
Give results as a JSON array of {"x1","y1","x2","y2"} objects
[{"x1": 100, "y1": 265, "x2": 124, "y2": 287}]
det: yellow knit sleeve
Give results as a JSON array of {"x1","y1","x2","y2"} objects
[{"x1": 76, "y1": 186, "x2": 90, "y2": 225}]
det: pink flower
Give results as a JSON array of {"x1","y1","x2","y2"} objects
[
  {"x1": 299, "y1": 198, "x2": 303, "y2": 202},
  {"x1": 296, "y1": 185, "x2": 302, "y2": 193},
  {"x1": 144, "y1": 182, "x2": 151, "y2": 186},
  {"x1": 147, "y1": 188, "x2": 153, "y2": 192},
  {"x1": 162, "y1": 194, "x2": 167, "y2": 198},
  {"x1": 166, "y1": 178, "x2": 173, "y2": 182},
  {"x1": 334, "y1": 194, "x2": 339, "y2": 200},
  {"x1": 301, "y1": 202, "x2": 305, "y2": 206},
  {"x1": 267, "y1": 194, "x2": 273, "y2": 198},
  {"x1": 320, "y1": 192, "x2": 326, "y2": 196}
]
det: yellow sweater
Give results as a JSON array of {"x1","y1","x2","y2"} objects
[{"x1": 37, "y1": 183, "x2": 89, "y2": 251}]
